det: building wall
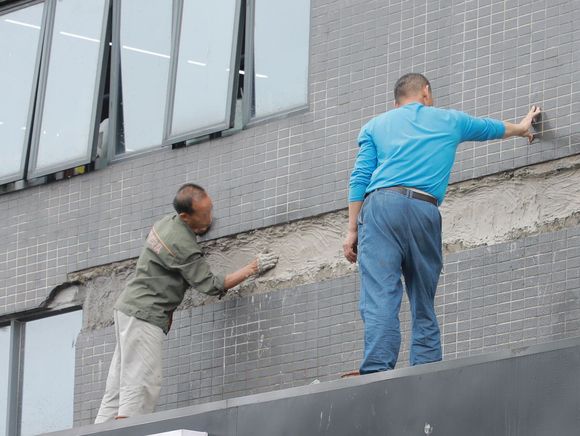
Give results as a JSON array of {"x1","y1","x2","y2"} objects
[
  {"x1": 1, "y1": 0, "x2": 580, "y2": 428},
  {"x1": 73, "y1": 225, "x2": 580, "y2": 424},
  {"x1": 1, "y1": 0, "x2": 579, "y2": 315}
]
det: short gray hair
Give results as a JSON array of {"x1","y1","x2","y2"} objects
[
  {"x1": 173, "y1": 183, "x2": 207, "y2": 214},
  {"x1": 394, "y1": 73, "x2": 431, "y2": 104}
]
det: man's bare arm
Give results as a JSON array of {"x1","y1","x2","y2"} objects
[
  {"x1": 224, "y1": 252, "x2": 278, "y2": 290},
  {"x1": 503, "y1": 105, "x2": 541, "y2": 143},
  {"x1": 224, "y1": 262, "x2": 257, "y2": 290},
  {"x1": 343, "y1": 201, "x2": 363, "y2": 263}
]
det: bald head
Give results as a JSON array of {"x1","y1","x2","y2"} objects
[
  {"x1": 394, "y1": 73, "x2": 431, "y2": 105},
  {"x1": 173, "y1": 183, "x2": 207, "y2": 215},
  {"x1": 174, "y1": 184, "x2": 213, "y2": 235}
]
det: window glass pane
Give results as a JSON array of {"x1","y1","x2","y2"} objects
[
  {"x1": 253, "y1": 0, "x2": 310, "y2": 118},
  {"x1": 117, "y1": 0, "x2": 172, "y2": 154},
  {"x1": 20, "y1": 311, "x2": 82, "y2": 436},
  {"x1": 169, "y1": 0, "x2": 238, "y2": 138},
  {"x1": 0, "y1": 325, "x2": 10, "y2": 436},
  {"x1": 0, "y1": 4, "x2": 44, "y2": 183},
  {"x1": 32, "y1": 0, "x2": 107, "y2": 176}
]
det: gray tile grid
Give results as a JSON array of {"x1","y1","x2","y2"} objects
[
  {"x1": 1, "y1": 0, "x2": 580, "y2": 317},
  {"x1": 74, "y1": 224, "x2": 580, "y2": 425}
]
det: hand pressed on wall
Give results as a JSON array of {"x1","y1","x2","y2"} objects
[{"x1": 256, "y1": 252, "x2": 279, "y2": 275}]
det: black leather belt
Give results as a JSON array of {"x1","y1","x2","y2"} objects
[{"x1": 375, "y1": 186, "x2": 438, "y2": 206}]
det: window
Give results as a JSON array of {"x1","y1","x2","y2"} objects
[
  {"x1": 248, "y1": 0, "x2": 311, "y2": 119},
  {"x1": 0, "y1": 0, "x2": 311, "y2": 191},
  {"x1": 164, "y1": 0, "x2": 241, "y2": 142},
  {"x1": 0, "y1": 3, "x2": 45, "y2": 184},
  {"x1": 28, "y1": 0, "x2": 109, "y2": 178},
  {"x1": 112, "y1": 0, "x2": 172, "y2": 155},
  {"x1": 0, "y1": 310, "x2": 82, "y2": 436}
]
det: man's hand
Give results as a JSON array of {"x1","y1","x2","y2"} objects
[
  {"x1": 518, "y1": 105, "x2": 541, "y2": 143},
  {"x1": 224, "y1": 252, "x2": 278, "y2": 290},
  {"x1": 344, "y1": 201, "x2": 363, "y2": 264},
  {"x1": 504, "y1": 105, "x2": 542, "y2": 143},
  {"x1": 343, "y1": 230, "x2": 358, "y2": 263},
  {"x1": 256, "y1": 252, "x2": 279, "y2": 275}
]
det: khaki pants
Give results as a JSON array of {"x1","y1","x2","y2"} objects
[{"x1": 95, "y1": 310, "x2": 164, "y2": 423}]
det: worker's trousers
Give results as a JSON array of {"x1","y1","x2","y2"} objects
[
  {"x1": 358, "y1": 189, "x2": 443, "y2": 373},
  {"x1": 95, "y1": 310, "x2": 164, "y2": 423}
]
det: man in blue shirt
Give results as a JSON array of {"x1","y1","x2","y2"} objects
[{"x1": 343, "y1": 73, "x2": 540, "y2": 373}]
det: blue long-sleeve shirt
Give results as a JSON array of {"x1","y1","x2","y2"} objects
[{"x1": 349, "y1": 103, "x2": 505, "y2": 205}]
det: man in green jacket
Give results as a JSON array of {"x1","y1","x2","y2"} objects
[{"x1": 95, "y1": 183, "x2": 278, "y2": 422}]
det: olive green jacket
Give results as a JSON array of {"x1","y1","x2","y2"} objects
[{"x1": 115, "y1": 214, "x2": 225, "y2": 333}]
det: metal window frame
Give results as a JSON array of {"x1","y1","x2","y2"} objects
[
  {"x1": 162, "y1": 0, "x2": 242, "y2": 146},
  {"x1": 243, "y1": 0, "x2": 312, "y2": 125},
  {"x1": 0, "y1": 0, "x2": 48, "y2": 185},
  {"x1": 26, "y1": 0, "x2": 111, "y2": 179},
  {"x1": 241, "y1": 0, "x2": 254, "y2": 127},
  {"x1": 4, "y1": 320, "x2": 22, "y2": 436},
  {"x1": 108, "y1": 0, "x2": 122, "y2": 160}
]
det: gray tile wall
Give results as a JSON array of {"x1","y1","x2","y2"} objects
[
  {"x1": 74, "y1": 224, "x2": 580, "y2": 425},
  {"x1": 1, "y1": 0, "x2": 579, "y2": 316}
]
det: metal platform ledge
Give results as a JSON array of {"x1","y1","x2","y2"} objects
[{"x1": 46, "y1": 338, "x2": 580, "y2": 436}]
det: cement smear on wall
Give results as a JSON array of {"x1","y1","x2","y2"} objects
[
  {"x1": 50, "y1": 155, "x2": 580, "y2": 330},
  {"x1": 442, "y1": 155, "x2": 580, "y2": 251}
]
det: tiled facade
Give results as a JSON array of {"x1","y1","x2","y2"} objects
[
  {"x1": 1, "y1": 0, "x2": 579, "y2": 315},
  {"x1": 74, "y1": 225, "x2": 580, "y2": 424}
]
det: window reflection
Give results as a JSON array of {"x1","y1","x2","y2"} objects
[
  {"x1": 169, "y1": 0, "x2": 238, "y2": 139},
  {"x1": 20, "y1": 311, "x2": 82, "y2": 436},
  {"x1": 0, "y1": 3, "x2": 44, "y2": 183},
  {"x1": 116, "y1": 0, "x2": 172, "y2": 155},
  {"x1": 252, "y1": 0, "x2": 310, "y2": 118},
  {"x1": 31, "y1": 0, "x2": 107, "y2": 176}
]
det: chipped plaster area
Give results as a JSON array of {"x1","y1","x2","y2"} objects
[
  {"x1": 207, "y1": 154, "x2": 580, "y2": 297},
  {"x1": 442, "y1": 154, "x2": 580, "y2": 251},
  {"x1": 59, "y1": 154, "x2": 580, "y2": 330},
  {"x1": 70, "y1": 260, "x2": 135, "y2": 330},
  {"x1": 199, "y1": 211, "x2": 357, "y2": 298},
  {"x1": 67, "y1": 211, "x2": 358, "y2": 330}
]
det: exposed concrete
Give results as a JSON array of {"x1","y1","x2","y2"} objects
[
  {"x1": 201, "y1": 211, "x2": 356, "y2": 296},
  {"x1": 56, "y1": 154, "x2": 580, "y2": 330},
  {"x1": 65, "y1": 213, "x2": 358, "y2": 330},
  {"x1": 40, "y1": 282, "x2": 85, "y2": 310},
  {"x1": 442, "y1": 154, "x2": 580, "y2": 251},
  {"x1": 69, "y1": 260, "x2": 135, "y2": 330}
]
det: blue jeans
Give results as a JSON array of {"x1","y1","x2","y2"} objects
[{"x1": 358, "y1": 189, "x2": 443, "y2": 373}]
